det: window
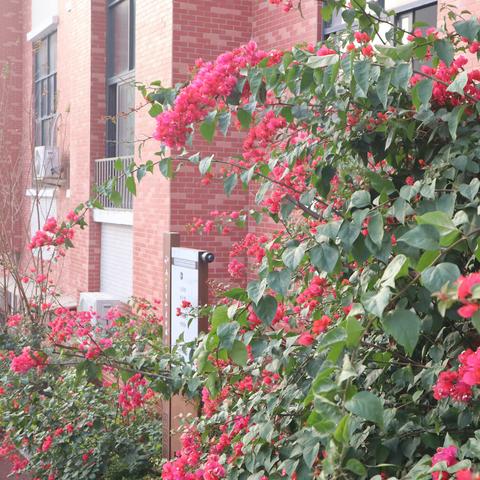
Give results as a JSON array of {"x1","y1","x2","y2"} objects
[
  {"x1": 106, "y1": 0, "x2": 135, "y2": 157},
  {"x1": 34, "y1": 32, "x2": 57, "y2": 146},
  {"x1": 323, "y1": 7, "x2": 346, "y2": 38},
  {"x1": 321, "y1": 1, "x2": 437, "y2": 41},
  {"x1": 393, "y1": 2, "x2": 437, "y2": 36}
]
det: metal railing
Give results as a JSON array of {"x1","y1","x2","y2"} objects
[{"x1": 95, "y1": 156, "x2": 134, "y2": 209}]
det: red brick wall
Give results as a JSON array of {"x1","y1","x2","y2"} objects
[
  {"x1": 0, "y1": 0, "x2": 25, "y2": 255},
  {"x1": 252, "y1": 0, "x2": 321, "y2": 50},
  {"x1": 166, "y1": 0, "x2": 254, "y2": 297},
  {"x1": 132, "y1": 0, "x2": 173, "y2": 301}
]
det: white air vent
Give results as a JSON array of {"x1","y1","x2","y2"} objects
[
  {"x1": 34, "y1": 146, "x2": 60, "y2": 180},
  {"x1": 78, "y1": 292, "x2": 124, "y2": 328}
]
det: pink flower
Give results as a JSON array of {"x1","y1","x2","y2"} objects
[
  {"x1": 297, "y1": 332, "x2": 315, "y2": 346},
  {"x1": 41, "y1": 435, "x2": 53, "y2": 452},
  {"x1": 432, "y1": 446, "x2": 457, "y2": 480}
]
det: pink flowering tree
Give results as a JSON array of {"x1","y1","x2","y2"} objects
[{"x1": 140, "y1": 0, "x2": 480, "y2": 478}]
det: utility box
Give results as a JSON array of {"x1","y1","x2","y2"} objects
[
  {"x1": 162, "y1": 234, "x2": 214, "y2": 459},
  {"x1": 170, "y1": 247, "x2": 214, "y2": 347}
]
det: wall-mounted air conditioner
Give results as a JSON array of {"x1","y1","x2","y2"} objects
[
  {"x1": 78, "y1": 292, "x2": 124, "y2": 328},
  {"x1": 34, "y1": 146, "x2": 61, "y2": 181}
]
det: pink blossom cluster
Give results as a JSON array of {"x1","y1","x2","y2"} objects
[
  {"x1": 432, "y1": 347, "x2": 480, "y2": 403},
  {"x1": 431, "y1": 446, "x2": 478, "y2": 480},
  {"x1": 10, "y1": 347, "x2": 47, "y2": 374},
  {"x1": 162, "y1": 415, "x2": 251, "y2": 480},
  {"x1": 267, "y1": 0, "x2": 294, "y2": 12},
  {"x1": 154, "y1": 42, "x2": 267, "y2": 148},
  {"x1": 410, "y1": 56, "x2": 480, "y2": 108},
  {"x1": 118, "y1": 373, "x2": 155, "y2": 416},
  {"x1": 456, "y1": 273, "x2": 480, "y2": 319},
  {"x1": 28, "y1": 216, "x2": 75, "y2": 251},
  {"x1": 242, "y1": 111, "x2": 287, "y2": 166}
]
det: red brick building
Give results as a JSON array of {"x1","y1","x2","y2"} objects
[{"x1": 0, "y1": 0, "x2": 471, "y2": 311}]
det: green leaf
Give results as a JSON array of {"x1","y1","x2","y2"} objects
[
  {"x1": 376, "y1": 69, "x2": 392, "y2": 109},
  {"x1": 350, "y1": 190, "x2": 371, "y2": 208},
  {"x1": 211, "y1": 305, "x2": 229, "y2": 331},
  {"x1": 447, "y1": 71, "x2": 468, "y2": 95},
  {"x1": 382, "y1": 309, "x2": 421, "y2": 355},
  {"x1": 458, "y1": 178, "x2": 480, "y2": 201},
  {"x1": 253, "y1": 295, "x2": 278, "y2": 326},
  {"x1": 110, "y1": 191, "x2": 122, "y2": 207},
  {"x1": 391, "y1": 63, "x2": 412, "y2": 90},
  {"x1": 346, "y1": 317, "x2": 364, "y2": 348},
  {"x1": 148, "y1": 103, "x2": 162, "y2": 117},
  {"x1": 199, "y1": 155, "x2": 213, "y2": 175},
  {"x1": 247, "y1": 279, "x2": 267, "y2": 304},
  {"x1": 368, "y1": 212, "x2": 384, "y2": 248},
  {"x1": 447, "y1": 105, "x2": 466, "y2": 141},
  {"x1": 306, "y1": 54, "x2": 339, "y2": 69},
  {"x1": 267, "y1": 270, "x2": 291, "y2": 296},
  {"x1": 125, "y1": 176, "x2": 136, "y2": 195},
  {"x1": 159, "y1": 157, "x2": 173, "y2": 178},
  {"x1": 412, "y1": 79, "x2": 433, "y2": 109},
  {"x1": 421, "y1": 262, "x2": 461, "y2": 293},
  {"x1": 217, "y1": 111, "x2": 231, "y2": 136},
  {"x1": 310, "y1": 243, "x2": 339, "y2": 273},
  {"x1": 345, "y1": 459, "x2": 367, "y2": 477},
  {"x1": 353, "y1": 60, "x2": 371, "y2": 97},
  {"x1": 397, "y1": 224, "x2": 440, "y2": 251},
  {"x1": 200, "y1": 116, "x2": 216, "y2": 142},
  {"x1": 434, "y1": 39, "x2": 454, "y2": 66},
  {"x1": 282, "y1": 243, "x2": 307, "y2": 270},
  {"x1": 380, "y1": 254, "x2": 408, "y2": 288},
  {"x1": 338, "y1": 221, "x2": 361, "y2": 251},
  {"x1": 230, "y1": 340, "x2": 248, "y2": 366},
  {"x1": 345, "y1": 391, "x2": 384, "y2": 426},
  {"x1": 237, "y1": 108, "x2": 252, "y2": 129},
  {"x1": 217, "y1": 321, "x2": 240, "y2": 350},
  {"x1": 454, "y1": 18, "x2": 480, "y2": 41},
  {"x1": 362, "y1": 287, "x2": 391, "y2": 318},
  {"x1": 224, "y1": 174, "x2": 238, "y2": 196}
]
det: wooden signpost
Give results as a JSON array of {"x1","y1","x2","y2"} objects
[{"x1": 162, "y1": 233, "x2": 214, "y2": 458}]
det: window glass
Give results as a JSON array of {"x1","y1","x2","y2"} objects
[
  {"x1": 117, "y1": 82, "x2": 135, "y2": 156},
  {"x1": 108, "y1": 0, "x2": 130, "y2": 77}
]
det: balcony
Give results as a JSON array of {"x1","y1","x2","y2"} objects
[{"x1": 95, "y1": 156, "x2": 133, "y2": 210}]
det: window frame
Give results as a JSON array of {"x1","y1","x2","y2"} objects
[{"x1": 34, "y1": 32, "x2": 57, "y2": 146}]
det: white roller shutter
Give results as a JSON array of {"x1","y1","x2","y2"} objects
[{"x1": 100, "y1": 223, "x2": 133, "y2": 302}]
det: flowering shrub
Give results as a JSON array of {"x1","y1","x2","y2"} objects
[
  {"x1": 5, "y1": 0, "x2": 480, "y2": 478},
  {"x1": 0, "y1": 290, "x2": 191, "y2": 479},
  {"x1": 142, "y1": 0, "x2": 480, "y2": 478}
]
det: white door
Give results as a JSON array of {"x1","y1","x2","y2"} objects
[{"x1": 100, "y1": 223, "x2": 133, "y2": 302}]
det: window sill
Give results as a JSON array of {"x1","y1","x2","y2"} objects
[{"x1": 93, "y1": 208, "x2": 133, "y2": 226}]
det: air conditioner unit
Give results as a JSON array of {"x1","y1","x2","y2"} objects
[
  {"x1": 34, "y1": 146, "x2": 61, "y2": 180},
  {"x1": 78, "y1": 292, "x2": 124, "y2": 329}
]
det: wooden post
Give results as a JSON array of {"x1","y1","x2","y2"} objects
[{"x1": 162, "y1": 232, "x2": 180, "y2": 460}]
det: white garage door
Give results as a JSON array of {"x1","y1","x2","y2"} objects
[{"x1": 100, "y1": 223, "x2": 133, "y2": 302}]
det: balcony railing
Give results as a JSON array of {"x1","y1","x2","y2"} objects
[{"x1": 95, "y1": 156, "x2": 133, "y2": 209}]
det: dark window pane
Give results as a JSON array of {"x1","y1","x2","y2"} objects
[
  {"x1": 40, "y1": 79, "x2": 48, "y2": 117},
  {"x1": 117, "y1": 81, "x2": 135, "y2": 156},
  {"x1": 108, "y1": 0, "x2": 130, "y2": 76},
  {"x1": 106, "y1": 84, "x2": 117, "y2": 157},
  {"x1": 48, "y1": 32, "x2": 57, "y2": 74},
  {"x1": 48, "y1": 75, "x2": 56, "y2": 115},
  {"x1": 129, "y1": 0, "x2": 135, "y2": 70},
  {"x1": 35, "y1": 39, "x2": 48, "y2": 79},
  {"x1": 414, "y1": 4, "x2": 437, "y2": 32}
]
